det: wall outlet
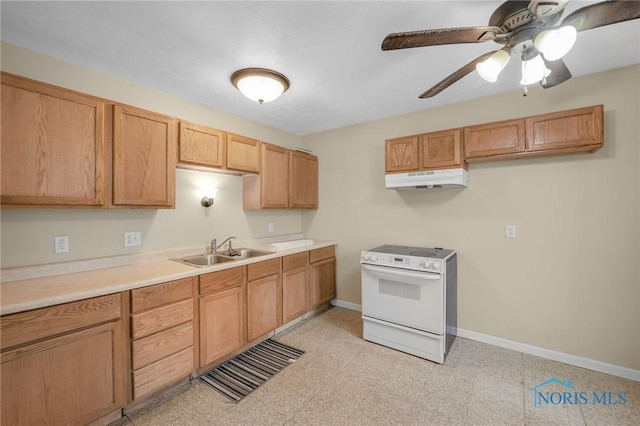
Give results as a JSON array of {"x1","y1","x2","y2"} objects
[
  {"x1": 268, "y1": 222, "x2": 274, "y2": 233},
  {"x1": 54, "y1": 236, "x2": 69, "y2": 253},
  {"x1": 505, "y1": 225, "x2": 516, "y2": 239},
  {"x1": 124, "y1": 231, "x2": 142, "y2": 247}
]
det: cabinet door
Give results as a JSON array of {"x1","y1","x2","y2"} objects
[
  {"x1": 1, "y1": 322, "x2": 125, "y2": 426},
  {"x1": 289, "y1": 151, "x2": 318, "y2": 209},
  {"x1": 226, "y1": 133, "x2": 260, "y2": 173},
  {"x1": 282, "y1": 265, "x2": 309, "y2": 323},
  {"x1": 526, "y1": 105, "x2": 603, "y2": 152},
  {"x1": 310, "y1": 258, "x2": 336, "y2": 309},
  {"x1": 178, "y1": 121, "x2": 225, "y2": 168},
  {"x1": 420, "y1": 129, "x2": 463, "y2": 169},
  {"x1": 247, "y1": 274, "x2": 282, "y2": 341},
  {"x1": 463, "y1": 119, "x2": 525, "y2": 160},
  {"x1": 385, "y1": 137, "x2": 418, "y2": 173},
  {"x1": 261, "y1": 143, "x2": 290, "y2": 208},
  {"x1": 1, "y1": 73, "x2": 106, "y2": 207},
  {"x1": 199, "y1": 286, "x2": 246, "y2": 367},
  {"x1": 113, "y1": 104, "x2": 176, "y2": 207}
]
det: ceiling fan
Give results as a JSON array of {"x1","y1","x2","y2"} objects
[{"x1": 382, "y1": 0, "x2": 640, "y2": 97}]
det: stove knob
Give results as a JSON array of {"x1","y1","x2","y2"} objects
[
  {"x1": 371, "y1": 255, "x2": 377, "y2": 262},
  {"x1": 424, "y1": 261, "x2": 435, "y2": 270}
]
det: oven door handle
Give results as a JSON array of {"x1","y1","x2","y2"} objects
[{"x1": 362, "y1": 264, "x2": 441, "y2": 280}]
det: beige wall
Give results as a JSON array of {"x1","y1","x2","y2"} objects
[
  {"x1": 0, "y1": 43, "x2": 303, "y2": 267},
  {"x1": 301, "y1": 65, "x2": 640, "y2": 371},
  {"x1": 1, "y1": 42, "x2": 638, "y2": 371}
]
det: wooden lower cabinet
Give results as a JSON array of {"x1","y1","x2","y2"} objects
[
  {"x1": 247, "y1": 259, "x2": 282, "y2": 341},
  {"x1": 199, "y1": 266, "x2": 246, "y2": 367},
  {"x1": 129, "y1": 278, "x2": 196, "y2": 400},
  {"x1": 309, "y1": 246, "x2": 336, "y2": 309},
  {"x1": 1, "y1": 294, "x2": 126, "y2": 426},
  {"x1": 282, "y1": 252, "x2": 309, "y2": 323}
]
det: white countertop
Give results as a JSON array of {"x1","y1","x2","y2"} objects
[{"x1": 1, "y1": 238, "x2": 335, "y2": 316}]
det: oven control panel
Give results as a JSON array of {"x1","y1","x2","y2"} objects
[{"x1": 361, "y1": 251, "x2": 441, "y2": 273}]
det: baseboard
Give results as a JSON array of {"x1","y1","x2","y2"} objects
[
  {"x1": 455, "y1": 328, "x2": 640, "y2": 382},
  {"x1": 333, "y1": 300, "x2": 639, "y2": 382},
  {"x1": 331, "y1": 298, "x2": 361, "y2": 312}
]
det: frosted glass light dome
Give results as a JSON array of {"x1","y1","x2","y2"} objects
[{"x1": 231, "y1": 68, "x2": 290, "y2": 104}]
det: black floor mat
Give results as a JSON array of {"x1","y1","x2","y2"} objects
[{"x1": 199, "y1": 339, "x2": 305, "y2": 402}]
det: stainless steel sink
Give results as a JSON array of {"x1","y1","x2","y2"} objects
[
  {"x1": 172, "y1": 253, "x2": 236, "y2": 267},
  {"x1": 231, "y1": 248, "x2": 273, "y2": 259}
]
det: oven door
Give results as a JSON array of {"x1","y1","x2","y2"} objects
[{"x1": 361, "y1": 263, "x2": 444, "y2": 335}]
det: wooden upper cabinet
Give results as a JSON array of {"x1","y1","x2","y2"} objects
[
  {"x1": 243, "y1": 142, "x2": 289, "y2": 209},
  {"x1": 463, "y1": 105, "x2": 603, "y2": 163},
  {"x1": 178, "y1": 121, "x2": 225, "y2": 168},
  {"x1": 0, "y1": 72, "x2": 106, "y2": 207},
  {"x1": 385, "y1": 136, "x2": 418, "y2": 173},
  {"x1": 464, "y1": 118, "x2": 526, "y2": 160},
  {"x1": 420, "y1": 128, "x2": 464, "y2": 169},
  {"x1": 526, "y1": 105, "x2": 603, "y2": 153},
  {"x1": 226, "y1": 133, "x2": 260, "y2": 173},
  {"x1": 112, "y1": 104, "x2": 176, "y2": 207},
  {"x1": 290, "y1": 150, "x2": 318, "y2": 209}
]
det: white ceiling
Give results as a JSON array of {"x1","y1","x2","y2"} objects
[{"x1": 1, "y1": 1, "x2": 639, "y2": 136}]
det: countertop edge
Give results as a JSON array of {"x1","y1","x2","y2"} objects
[{"x1": 1, "y1": 240, "x2": 336, "y2": 316}]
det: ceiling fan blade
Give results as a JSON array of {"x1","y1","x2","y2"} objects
[
  {"x1": 541, "y1": 58, "x2": 572, "y2": 88},
  {"x1": 561, "y1": 0, "x2": 640, "y2": 32},
  {"x1": 419, "y1": 50, "x2": 498, "y2": 98},
  {"x1": 382, "y1": 26, "x2": 503, "y2": 51}
]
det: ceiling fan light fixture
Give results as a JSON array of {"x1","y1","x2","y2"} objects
[
  {"x1": 520, "y1": 54, "x2": 551, "y2": 85},
  {"x1": 475, "y1": 49, "x2": 511, "y2": 82},
  {"x1": 231, "y1": 68, "x2": 290, "y2": 104},
  {"x1": 534, "y1": 25, "x2": 577, "y2": 61}
]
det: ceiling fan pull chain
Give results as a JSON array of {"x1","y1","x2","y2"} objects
[{"x1": 522, "y1": 49, "x2": 528, "y2": 97}]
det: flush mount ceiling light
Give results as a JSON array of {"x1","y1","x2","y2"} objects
[{"x1": 231, "y1": 68, "x2": 290, "y2": 104}]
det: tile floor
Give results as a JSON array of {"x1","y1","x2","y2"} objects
[{"x1": 112, "y1": 307, "x2": 640, "y2": 425}]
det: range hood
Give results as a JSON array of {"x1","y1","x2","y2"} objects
[{"x1": 385, "y1": 168, "x2": 468, "y2": 189}]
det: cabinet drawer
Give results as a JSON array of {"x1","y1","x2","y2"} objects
[
  {"x1": 310, "y1": 246, "x2": 335, "y2": 264},
  {"x1": 282, "y1": 251, "x2": 309, "y2": 271},
  {"x1": 131, "y1": 278, "x2": 193, "y2": 313},
  {"x1": 247, "y1": 258, "x2": 281, "y2": 281},
  {"x1": 132, "y1": 347, "x2": 193, "y2": 399},
  {"x1": 200, "y1": 266, "x2": 245, "y2": 295},
  {"x1": 1, "y1": 293, "x2": 121, "y2": 350},
  {"x1": 131, "y1": 299, "x2": 193, "y2": 340},
  {"x1": 132, "y1": 322, "x2": 193, "y2": 370}
]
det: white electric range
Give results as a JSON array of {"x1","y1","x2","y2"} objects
[{"x1": 360, "y1": 244, "x2": 457, "y2": 364}]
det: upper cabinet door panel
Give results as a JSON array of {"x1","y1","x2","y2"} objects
[
  {"x1": 526, "y1": 105, "x2": 603, "y2": 152},
  {"x1": 420, "y1": 128, "x2": 463, "y2": 169},
  {"x1": 226, "y1": 133, "x2": 260, "y2": 173},
  {"x1": 463, "y1": 119, "x2": 526, "y2": 159},
  {"x1": 113, "y1": 105, "x2": 176, "y2": 207},
  {"x1": 178, "y1": 121, "x2": 225, "y2": 168},
  {"x1": 0, "y1": 73, "x2": 106, "y2": 206},
  {"x1": 289, "y1": 151, "x2": 318, "y2": 209},
  {"x1": 261, "y1": 143, "x2": 289, "y2": 208},
  {"x1": 385, "y1": 137, "x2": 418, "y2": 173}
]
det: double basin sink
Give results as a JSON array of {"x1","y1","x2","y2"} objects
[{"x1": 172, "y1": 248, "x2": 273, "y2": 268}]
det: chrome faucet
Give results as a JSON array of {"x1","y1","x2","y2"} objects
[{"x1": 211, "y1": 236, "x2": 236, "y2": 255}]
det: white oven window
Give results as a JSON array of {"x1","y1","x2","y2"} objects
[{"x1": 379, "y1": 279, "x2": 421, "y2": 300}]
